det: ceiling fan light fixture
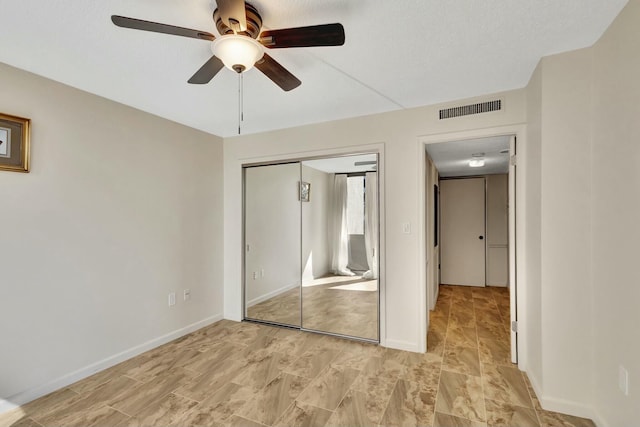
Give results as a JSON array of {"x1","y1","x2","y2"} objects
[{"x1": 212, "y1": 34, "x2": 264, "y2": 73}]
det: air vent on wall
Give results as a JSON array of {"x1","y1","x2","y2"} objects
[{"x1": 439, "y1": 99, "x2": 502, "y2": 120}]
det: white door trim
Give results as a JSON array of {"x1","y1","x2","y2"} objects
[{"x1": 508, "y1": 135, "x2": 517, "y2": 363}]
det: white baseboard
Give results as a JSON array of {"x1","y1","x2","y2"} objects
[
  {"x1": 0, "y1": 400, "x2": 19, "y2": 415},
  {"x1": 539, "y1": 395, "x2": 598, "y2": 422},
  {"x1": 0, "y1": 313, "x2": 223, "y2": 415},
  {"x1": 526, "y1": 371, "x2": 605, "y2": 426},
  {"x1": 384, "y1": 338, "x2": 422, "y2": 353},
  {"x1": 247, "y1": 284, "x2": 299, "y2": 307}
]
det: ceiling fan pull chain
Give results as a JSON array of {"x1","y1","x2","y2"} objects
[{"x1": 237, "y1": 72, "x2": 242, "y2": 135}]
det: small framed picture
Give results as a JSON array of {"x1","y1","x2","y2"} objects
[
  {"x1": 0, "y1": 113, "x2": 31, "y2": 173},
  {"x1": 300, "y1": 181, "x2": 311, "y2": 202}
]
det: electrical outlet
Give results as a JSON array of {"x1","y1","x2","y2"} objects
[
  {"x1": 168, "y1": 292, "x2": 176, "y2": 307},
  {"x1": 183, "y1": 289, "x2": 191, "y2": 301},
  {"x1": 619, "y1": 365, "x2": 629, "y2": 396},
  {"x1": 253, "y1": 271, "x2": 257, "y2": 280}
]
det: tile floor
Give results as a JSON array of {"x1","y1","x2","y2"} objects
[{"x1": 0, "y1": 285, "x2": 596, "y2": 427}]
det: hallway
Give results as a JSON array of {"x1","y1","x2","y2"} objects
[{"x1": 427, "y1": 285, "x2": 594, "y2": 426}]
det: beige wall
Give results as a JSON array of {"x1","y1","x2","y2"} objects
[
  {"x1": 591, "y1": 0, "x2": 640, "y2": 424},
  {"x1": 524, "y1": 60, "x2": 543, "y2": 399},
  {"x1": 523, "y1": 0, "x2": 639, "y2": 424},
  {"x1": 525, "y1": 46, "x2": 595, "y2": 418},
  {"x1": 224, "y1": 90, "x2": 526, "y2": 352},
  {"x1": 0, "y1": 63, "x2": 224, "y2": 409},
  {"x1": 541, "y1": 47, "x2": 594, "y2": 408}
]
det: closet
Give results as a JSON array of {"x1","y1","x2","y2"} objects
[{"x1": 243, "y1": 153, "x2": 379, "y2": 342}]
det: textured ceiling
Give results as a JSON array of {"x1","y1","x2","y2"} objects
[
  {"x1": 0, "y1": 0, "x2": 627, "y2": 137},
  {"x1": 426, "y1": 136, "x2": 510, "y2": 177}
]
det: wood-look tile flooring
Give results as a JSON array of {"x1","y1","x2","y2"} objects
[
  {"x1": 247, "y1": 275, "x2": 378, "y2": 340},
  {"x1": 1, "y1": 285, "x2": 595, "y2": 427}
]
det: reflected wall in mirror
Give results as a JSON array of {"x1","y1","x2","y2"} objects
[
  {"x1": 301, "y1": 154, "x2": 379, "y2": 340},
  {"x1": 244, "y1": 163, "x2": 301, "y2": 327}
]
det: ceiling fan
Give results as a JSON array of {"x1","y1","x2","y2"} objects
[{"x1": 111, "y1": 0, "x2": 345, "y2": 91}]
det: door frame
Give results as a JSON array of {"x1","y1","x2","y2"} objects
[{"x1": 418, "y1": 124, "x2": 526, "y2": 369}]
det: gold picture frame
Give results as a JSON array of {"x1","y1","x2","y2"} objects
[{"x1": 0, "y1": 112, "x2": 31, "y2": 173}]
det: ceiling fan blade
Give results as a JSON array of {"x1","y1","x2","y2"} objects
[
  {"x1": 111, "y1": 15, "x2": 215, "y2": 41},
  {"x1": 255, "y1": 54, "x2": 301, "y2": 92},
  {"x1": 188, "y1": 56, "x2": 225, "y2": 84},
  {"x1": 216, "y1": 0, "x2": 247, "y2": 33},
  {"x1": 259, "y1": 23, "x2": 345, "y2": 48}
]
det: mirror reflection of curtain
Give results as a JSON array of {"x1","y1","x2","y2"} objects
[
  {"x1": 363, "y1": 172, "x2": 378, "y2": 279},
  {"x1": 330, "y1": 174, "x2": 355, "y2": 276}
]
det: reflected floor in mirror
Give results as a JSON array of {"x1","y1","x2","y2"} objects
[
  {"x1": 246, "y1": 275, "x2": 378, "y2": 340},
  {"x1": 246, "y1": 287, "x2": 301, "y2": 327},
  {"x1": 302, "y1": 275, "x2": 378, "y2": 340}
]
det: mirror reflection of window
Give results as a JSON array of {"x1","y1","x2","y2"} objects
[
  {"x1": 347, "y1": 175, "x2": 365, "y2": 235},
  {"x1": 346, "y1": 175, "x2": 369, "y2": 273}
]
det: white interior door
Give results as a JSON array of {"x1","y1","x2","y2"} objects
[{"x1": 440, "y1": 177, "x2": 486, "y2": 286}]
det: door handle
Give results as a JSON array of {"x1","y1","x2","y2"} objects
[{"x1": 479, "y1": 236, "x2": 484, "y2": 240}]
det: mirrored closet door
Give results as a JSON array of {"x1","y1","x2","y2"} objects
[{"x1": 244, "y1": 154, "x2": 379, "y2": 341}]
